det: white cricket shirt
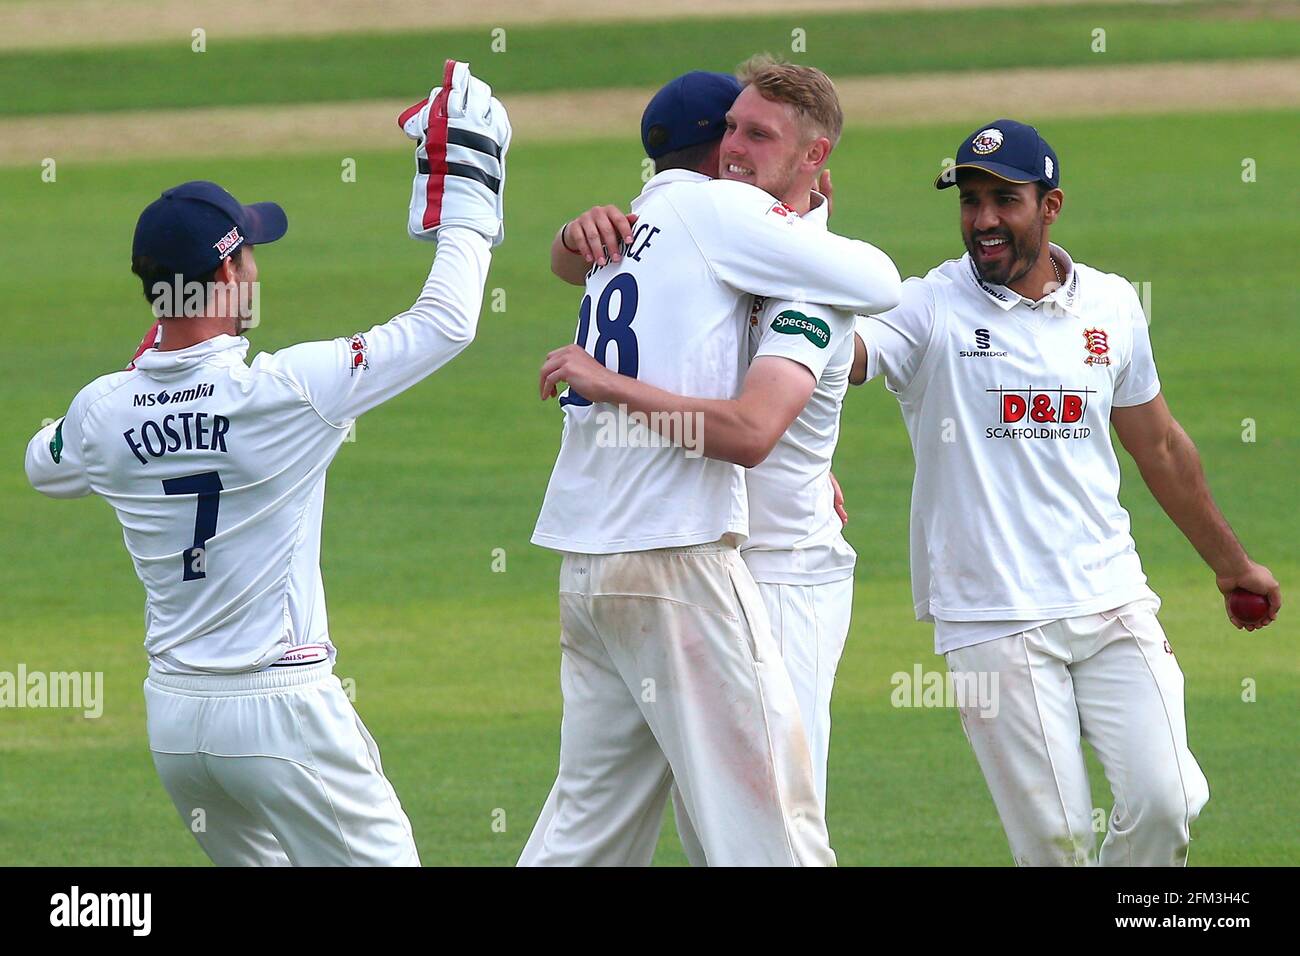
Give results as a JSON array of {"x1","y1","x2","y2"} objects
[
  {"x1": 532, "y1": 171, "x2": 901, "y2": 554},
  {"x1": 26, "y1": 227, "x2": 492, "y2": 674},
  {"x1": 743, "y1": 194, "x2": 858, "y2": 585},
  {"x1": 858, "y1": 243, "x2": 1160, "y2": 653}
]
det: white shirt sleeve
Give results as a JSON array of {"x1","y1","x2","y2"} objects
[
  {"x1": 753, "y1": 298, "x2": 853, "y2": 381},
  {"x1": 25, "y1": 388, "x2": 93, "y2": 499},
  {"x1": 668, "y1": 180, "x2": 901, "y2": 314},
  {"x1": 855, "y1": 277, "x2": 938, "y2": 393},
  {"x1": 1113, "y1": 281, "x2": 1161, "y2": 407},
  {"x1": 255, "y1": 226, "x2": 492, "y2": 425}
]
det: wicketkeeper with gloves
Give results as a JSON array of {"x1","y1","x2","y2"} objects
[{"x1": 24, "y1": 60, "x2": 509, "y2": 866}]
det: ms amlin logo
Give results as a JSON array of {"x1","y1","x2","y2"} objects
[{"x1": 133, "y1": 382, "x2": 215, "y2": 408}]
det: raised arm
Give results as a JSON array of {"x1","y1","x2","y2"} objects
[
  {"x1": 1111, "y1": 395, "x2": 1280, "y2": 630},
  {"x1": 674, "y1": 180, "x2": 901, "y2": 314},
  {"x1": 263, "y1": 63, "x2": 508, "y2": 424}
]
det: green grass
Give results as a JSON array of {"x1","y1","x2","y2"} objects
[
  {"x1": 8, "y1": 1, "x2": 1298, "y2": 116},
  {"x1": 1, "y1": 108, "x2": 1297, "y2": 865}
]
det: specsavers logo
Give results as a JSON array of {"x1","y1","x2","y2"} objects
[
  {"x1": 49, "y1": 419, "x2": 65, "y2": 464},
  {"x1": 771, "y1": 310, "x2": 831, "y2": 349},
  {"x1": 985, "y1": 385, "x2": 1097, "y2": 439}
]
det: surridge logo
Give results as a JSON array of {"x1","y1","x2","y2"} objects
[
  {"x1": 771, "y1": 309, "x2": 831, "y2": 349},
  {"x1": 133, "y1": 383, "x2": 214, "y2": 407},
  {"x1": 960, "y1": 327, "x2": 1008, "y2": 358}
]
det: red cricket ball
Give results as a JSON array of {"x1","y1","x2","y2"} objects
[{"x1": 1228, "y1": 588, "x2": 1270, "y2": 624}]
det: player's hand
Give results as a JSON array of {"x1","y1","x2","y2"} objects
[
  {"x1": 1216, "y1": 561, "x2": 1281, "y2": 631},
  {"x1": 830, "y1": 471, "x2": 847, "y2": 526},
  {"x1": 540, "y1": 345, "x2": 616, "y2": 402},
  {"x1": 562, "y1": 206, "x2": 638, "y2": 267},
  {"x1": 397, "y1": 59, "x2": 512, "y2": 246},
  {"x1": 817, "y1": 168, "x2": 833, "y2": 219}
]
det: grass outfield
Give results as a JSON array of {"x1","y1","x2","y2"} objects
[
  {"x1": 9, "y1": 1, "x2": 1299, "y2": 116},
  {"x1": 1, "y1": 109, "x2": 1296, "y2": 865}
]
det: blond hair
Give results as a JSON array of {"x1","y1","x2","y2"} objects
[{"x1": 736, "y1": 54, "x2": 843, "y2": 147}]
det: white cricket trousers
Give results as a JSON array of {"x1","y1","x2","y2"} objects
[
  {"x1": 671, "y1": 575, "x2": 854, "y2": 866},
  {"x1": 945, "y1": 600, "x2": 1209, "y2": 867},
  {"x1": 519, "y1": 537, "x2": 835, "y2": 867},
  {"x1": 757, "y1": 576, "x2": 854, "y2": 806},
  {"x1": 144, "y1": 660, "x2": 420, "y2": 866}
]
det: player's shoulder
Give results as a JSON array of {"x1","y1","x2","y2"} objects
[
  {"x1": 920, "y1": 256, "x2": 969, "y2": 290},
  {"x1": 248, "y1": 338, "x2": 340, "y2": 375},
  {"x1": 70, "y1": 368, "x2": 147, "y2": 419},
  {"x1": 883, "y1": 264, "x2": 952, "y2": 315},
  {"x1": 243, "y1": 339, "x2": 349, "y2": 408},
  {"x1": 665, "y1": 178, "x2": 791, "y2": 220},
  {"x1": 1072, "y1": 259, "x2": 1143, "y2": 316},
  {"x1": 885, "y1": 256, "x2": 963, "y2": 306}
]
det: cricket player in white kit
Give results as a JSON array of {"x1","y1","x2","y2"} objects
[
  {"x1": 23, "y1": 61, "x2": 511, "y2": 866},
  {"x1": 850, "y1": 119, "x2": 1282, "y2": 865},
  {"x1": 548, "y1": 61, "x2": 861, "y2": 815},
  {"x1": 524, "y1": 69, "x2": 900, "y2": 866}
]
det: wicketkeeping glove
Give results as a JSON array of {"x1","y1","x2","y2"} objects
[{"x1": 397, "y1": 60, "x2": 511, "y2": 247}]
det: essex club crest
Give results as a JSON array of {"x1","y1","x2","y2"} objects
[
  {"x1": 1083, "y1": 328, "x2": 1111, "y2": 366},
  {"x1": 348, "y1": 333, "x2": 369, "y2": 374}
]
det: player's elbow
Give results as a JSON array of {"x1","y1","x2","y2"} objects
[
  {"x1": 731, "y1": 429, "x2": 782, "y2": 469},
  {"x1": 870, "y1": 264, "x2": 903, "y2": 314},
  {"x1": 23, "y1": 437, "x2": 58, "y2": 497},
  {"x1": 442, "y1": 313, "x2": 480, "y2": 350},
  {"x1": 448, "y1": 325, "x2": 477, "y2": 349},
  {"x1": 24, "y1": 458, "x2": 87, "y2": 500}
]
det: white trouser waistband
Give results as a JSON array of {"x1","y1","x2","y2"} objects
[
  {"x1": 146, "y1": 659, "x2": 334, "y2": 696},
  {"x1": 650, "y1": 533, "x2": 742, "y2": 556}
]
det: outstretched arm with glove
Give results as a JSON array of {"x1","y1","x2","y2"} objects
[{"x1": 257, "y1": 60, "x2": 512, "y2": 426}]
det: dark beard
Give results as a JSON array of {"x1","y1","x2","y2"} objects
[{"x1": 967, "y1": 220, "x2": 1043, "y2": 286}]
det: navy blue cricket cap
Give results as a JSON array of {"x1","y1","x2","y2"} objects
[
  {"x1": 132, "y1": 181, "x2": 287, "y2": 279},
  {"x1": 641, "y1": 71, "x2": 743, "y2": 160},
  {"x1": 935, "y1": 119, "x2": 1060, "y2": 190}
]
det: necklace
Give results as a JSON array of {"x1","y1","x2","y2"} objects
[{"x1": 1050, "y1": 253, "x2": 1062, "y2": 285}]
